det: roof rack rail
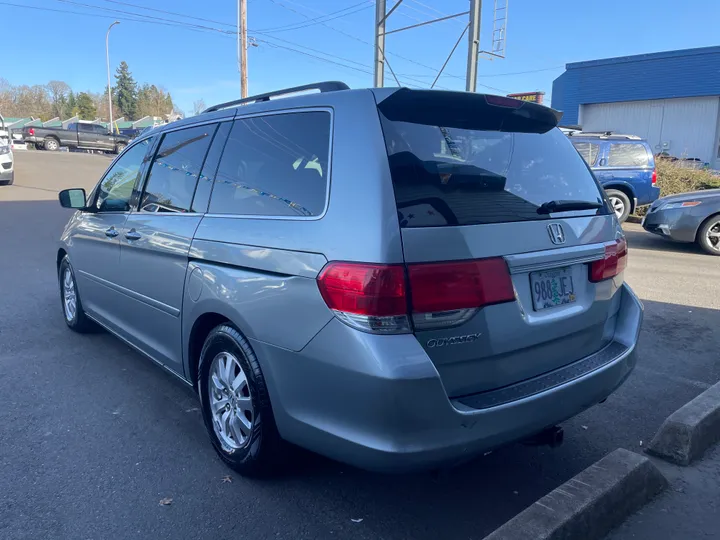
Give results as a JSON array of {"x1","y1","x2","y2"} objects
[
  {"x1": 565, "y1": 130, "x2": 641, "y2": 140},
  {"x1": 202, "y1": 81, "x2": 350, "y2": 113}
]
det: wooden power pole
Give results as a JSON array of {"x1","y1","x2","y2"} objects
[{"x1": 238, "y1": 0, "x2": 248, "y2": 98}]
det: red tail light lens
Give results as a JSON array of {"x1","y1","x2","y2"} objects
[
  {"x1": 317, "y1": 258, "x2": 516, "y2": 334},
  {"x1": 317, "y1": 263, "x2": 406, "y2": 316},
  {"x1": 28, "y1": 128, "x2": 35, "y2": 136},
  {"x1": 589, "y1": 238, "x2": 628, "y2": 282},
  {"x1": 652, "y1": 169, "x2": 657, "y2": 185},
  {"x1": 407, "y1": 258, "x2": 514, "y2": 313}
]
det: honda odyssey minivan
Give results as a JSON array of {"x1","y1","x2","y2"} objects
[{"x1": 57, "y1": 82, "x2": 643, "y2": 475}]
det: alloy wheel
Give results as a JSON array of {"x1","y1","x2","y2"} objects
[
  {"x1": 608, "y1": 196, "x2": 625, "y2": 219},
  {"x1": 62, "y1": 268, "x2": 77, "y2": 322},
  {"x1": 706, "y1": 220, "x2": 720, "y2": 252},
  {"x1": 208, "y1": 352, "x2": 254, "y2": 450}
]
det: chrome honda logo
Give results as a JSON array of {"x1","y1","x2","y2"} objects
[{"x1": 547, "y1": 223, "x2": 566, "y2": 245}]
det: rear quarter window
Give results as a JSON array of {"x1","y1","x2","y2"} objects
[
  {"x1": 208, "y1": 111, "x2": 331, "y2": 217},
  {"x1": 608, "y1": 143, "x2": 650, "y2": 167}
]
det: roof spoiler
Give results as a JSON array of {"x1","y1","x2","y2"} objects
[{"x1": 376, "y1": 88, "x2": 562, "y2": 134}]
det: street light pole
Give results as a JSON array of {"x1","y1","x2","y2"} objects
[{"x1": 106, "y1": 21, "x2": 120, "y2": 133}]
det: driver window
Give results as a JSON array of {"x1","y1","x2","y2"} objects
[{"x1": 95, "y1": 138, "x2": 152, "y2": 212}]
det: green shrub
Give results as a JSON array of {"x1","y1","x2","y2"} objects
[{"x1": 634, "y1": 160, "x2": 720, "y2": 216}]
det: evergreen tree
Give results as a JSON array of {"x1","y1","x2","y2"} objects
[
  {"x1": 113, "y1": 61, "x2": 137, "y2": 120},
  {"x1": 76, "y1": 92, "x2": 96, "y2": 120},
  {"x1": 67, "y1": 90, "x2": 77, "y2": 116}
]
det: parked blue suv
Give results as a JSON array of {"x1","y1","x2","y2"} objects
[{"x1": 567, "y1": 132, "x2": 660, "y2": 223}]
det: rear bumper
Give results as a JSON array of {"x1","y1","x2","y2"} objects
[{"x1": 255, "y1": 283, "x2": 643, "y2": 472}]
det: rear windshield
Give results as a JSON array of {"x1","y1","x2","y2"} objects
[{"x1": 380, "y1": 115, "x2": 607, "y2": 227}]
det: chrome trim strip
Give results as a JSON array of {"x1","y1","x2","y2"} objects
[
  {"x1": 77, "y1": 270, "x2": 180, "y2": 317},
  {"x1": 505, "y1": 243, "x2": 605, "y2": 274}
]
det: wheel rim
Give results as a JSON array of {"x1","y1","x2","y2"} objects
[
  {"x1": 208, "y1": 352, "x2": 254, "y2": 450},
  {"x1": 609, "y1": 196, "x2": 625, "y2": 219},
  {"x1": 62, "y1": 268, "x2": 77, "y2": 322},
  {"x1": 706, "y1": 220, "x2": 720, "y2": 252},
  {"x1": 47, "y1": 140, "x2": 57, "y2": 150}
]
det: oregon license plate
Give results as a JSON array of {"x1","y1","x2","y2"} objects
[{"x1": 530, "y1": 267, "x2": 576, "y2": 311}]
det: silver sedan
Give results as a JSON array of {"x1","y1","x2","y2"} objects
[{"x1": 642, "y1": 189, "x2": 720, "y2": 255}]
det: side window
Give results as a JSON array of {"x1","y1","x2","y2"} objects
[
  {"x1": 572, "y1": 142, "x2": 600, "y2": 166},
  {"x1": 77, "y1": 123, "x2": 93, "y2": 133},
  {"x1": 608, "y1": 143, "x2": 649, "y2": 167},
  {"x1": 93, "y1": 124, "x2": 108, "y2": 134},
  {"x1": 140, "y1": 124, "x2": 216, "y2": 213},
  {"x1": 209, "y1": 111, "x2": 331, "y2": 217},
  {"x1": 95, "y1": 138, "x2": 153, "y2": 212}
]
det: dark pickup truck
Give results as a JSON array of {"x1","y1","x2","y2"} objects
[{"x1": 22, "y1": 122, "x2": 131, "y2": 153}]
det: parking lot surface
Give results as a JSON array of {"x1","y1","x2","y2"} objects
[{"x1": 1, "y1": 151, "x2": 718, "y2": 540}]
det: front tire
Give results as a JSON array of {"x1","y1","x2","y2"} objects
[
  {"x1": 697, "y1": 215, "x2": 720, "y2": 256},
  {"x1": 44, "y1": 137, "x2": 60, "y2": 151},
  {"x1": 115, "y1": 143, "x2": 127, "y2": 154},
  {"x1": 606, "y1": 189, "x2": 631, "y2": 223},
  {"x1": 198, "y1": 324, "x2": 287, "y2": 477},
  {"x1": 58, "y1": 256, "x2": 95, "y2": 332}
]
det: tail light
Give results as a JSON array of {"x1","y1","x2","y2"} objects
[
  {"x1": 317, "y1": 258, "x2": 515, "y2": 334},
  {"x1": 652, "y1": 169, "x2": 657, "y2": 185},
  {"x1": 28, "y1": 128, "x2": 35, "y2": 136},
  {"x1": 589, "y1": 238, "x2": 628, "y2": 283}
]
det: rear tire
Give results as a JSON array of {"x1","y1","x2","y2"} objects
[
  {"x1": 697, "y1": 215, "x2": 720, "y2": 256},
  {"x1": 198, "y1": 324, "x2": 288, "y2": 477},
  {"x1": 58, "y1": 256, "x2": 96, "y2": 333},
  {"x1": 44, "y1": 137, "x2": 60, "y2": 151},
  {"x1": 606, "y1": 189, "x2": 631, "y2": 223}
]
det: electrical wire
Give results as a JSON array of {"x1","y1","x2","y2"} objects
[{"x1": 255, "y1": 0, "x2": 372, "y2": 33}]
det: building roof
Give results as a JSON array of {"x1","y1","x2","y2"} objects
[{"x1": 552, "y1": 46, "x2": 720, "y2": 125}]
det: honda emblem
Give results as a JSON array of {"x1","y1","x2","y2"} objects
[{"x1": 547, "y1": 223, "x2": 566, "y2": 245}]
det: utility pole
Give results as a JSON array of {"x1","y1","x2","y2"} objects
[
  {"x1": 105, "y1": 21, "x2": 120, "y2": 133},
  {"x1": 373, "y1": 0, "x2": 386, "y2": 87},
  {"x1": 466, "y1": 0, "x2": 481, "y2": 92},
  {"x1": 238, "y1": 0, "x2": 248, "y2": 98}
]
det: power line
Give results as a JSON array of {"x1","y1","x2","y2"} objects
[{"x1": 256, "y1": 0, "x2": 372, "y2": 33}]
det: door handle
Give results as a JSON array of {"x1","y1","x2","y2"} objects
[
  {"x1": 105, "y1": 227, "x2": 119, "y2": 238},
  {"x1": 125, "y1": 229, "x2": 141, "y2": 241}
]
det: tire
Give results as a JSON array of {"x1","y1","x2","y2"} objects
[
  {"x1": 58, "y1": 256, "x2": 96, "y2": 333},
  {"x1": 0, "y1": 172, "x2": 13, "y2": 186},
  {"x1": 115, "y1": 143, "x2": 127, "y2": 154},
  {"x1": 44, "y1": 137, "x2": 60, "y2": 151},
  {"x1": 198, "y1": 324, "x2": 287, "y2": 477},
  {"x1": 697, "y1": 214, "x2": 720, "y2": 256},
  {"x1": 606, "y1": 189, "x2": 631, "y2": 223}
]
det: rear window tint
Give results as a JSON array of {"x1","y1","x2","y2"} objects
[
  {"x1": 209, "y1": 111, "x2": 330, "y2": 217},
  {"x1": 572, "y1": 142, "x2": 600, "y2": 166},
  {"x1": 608, "y1": 143, "x2": 649, "y2": 167},
  {"x1": 380, "y1": 117, "x2": 606, "y2": 227}
]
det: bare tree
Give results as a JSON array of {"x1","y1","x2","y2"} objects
[
  {"x1": 192, "y1": 99, "x2": 206, "y2": 116},
  {"x1": 46, "y1": 80, "x2": 71, "y2": 119}
]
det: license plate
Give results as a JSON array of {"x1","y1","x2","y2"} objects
[{"x1": 530, "y1": 267, "x2": 576, "y2": 311}]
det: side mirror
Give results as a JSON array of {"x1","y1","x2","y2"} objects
[{"x1": 59, "y1": 188, "x2": 87, "y2": 209}]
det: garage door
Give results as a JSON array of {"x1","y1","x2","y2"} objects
[{"x1": 580, "y1": 97, "x2": 720, "y2": 165}]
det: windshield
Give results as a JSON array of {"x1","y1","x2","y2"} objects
[{"x1": 380, "y1": 115, "x2": 607, "y2": 227}]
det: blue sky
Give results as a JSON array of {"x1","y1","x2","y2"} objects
[{"x1": 2, "y1": 0, "x2": 719, "y2": 115}]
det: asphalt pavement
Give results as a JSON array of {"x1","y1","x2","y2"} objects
[{"x1": 1, "y1": 151, "x2": 718, "y2": 540}]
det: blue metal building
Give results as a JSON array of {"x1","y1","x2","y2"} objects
[{"x1": 552, "y1": 46, "x2": 720, "y2": 167}]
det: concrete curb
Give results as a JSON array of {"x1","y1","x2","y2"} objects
[
  {"x1": 483, "y1": 449, "x2": 667, "y2": 540},
  {"x1": 646, "y1": 380, "x2": 720, "y2": 465},
  {"x1": 625, "y1": 215, "x2": 643, "y2": 224}
]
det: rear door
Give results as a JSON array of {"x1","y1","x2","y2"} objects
[
  {"x1": 606, "y1": 142, "x2": 654, "y2": 204},
  {"x1": 114, "y1": 122, "x2": 227, "y2": 375},
  {"x1": 377, "y1": 90, "x2": 623, "y2": 398}
]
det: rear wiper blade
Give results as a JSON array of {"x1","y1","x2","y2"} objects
[{"x1": 537, "y1": 200, "x2": 604, "y2": 215}]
